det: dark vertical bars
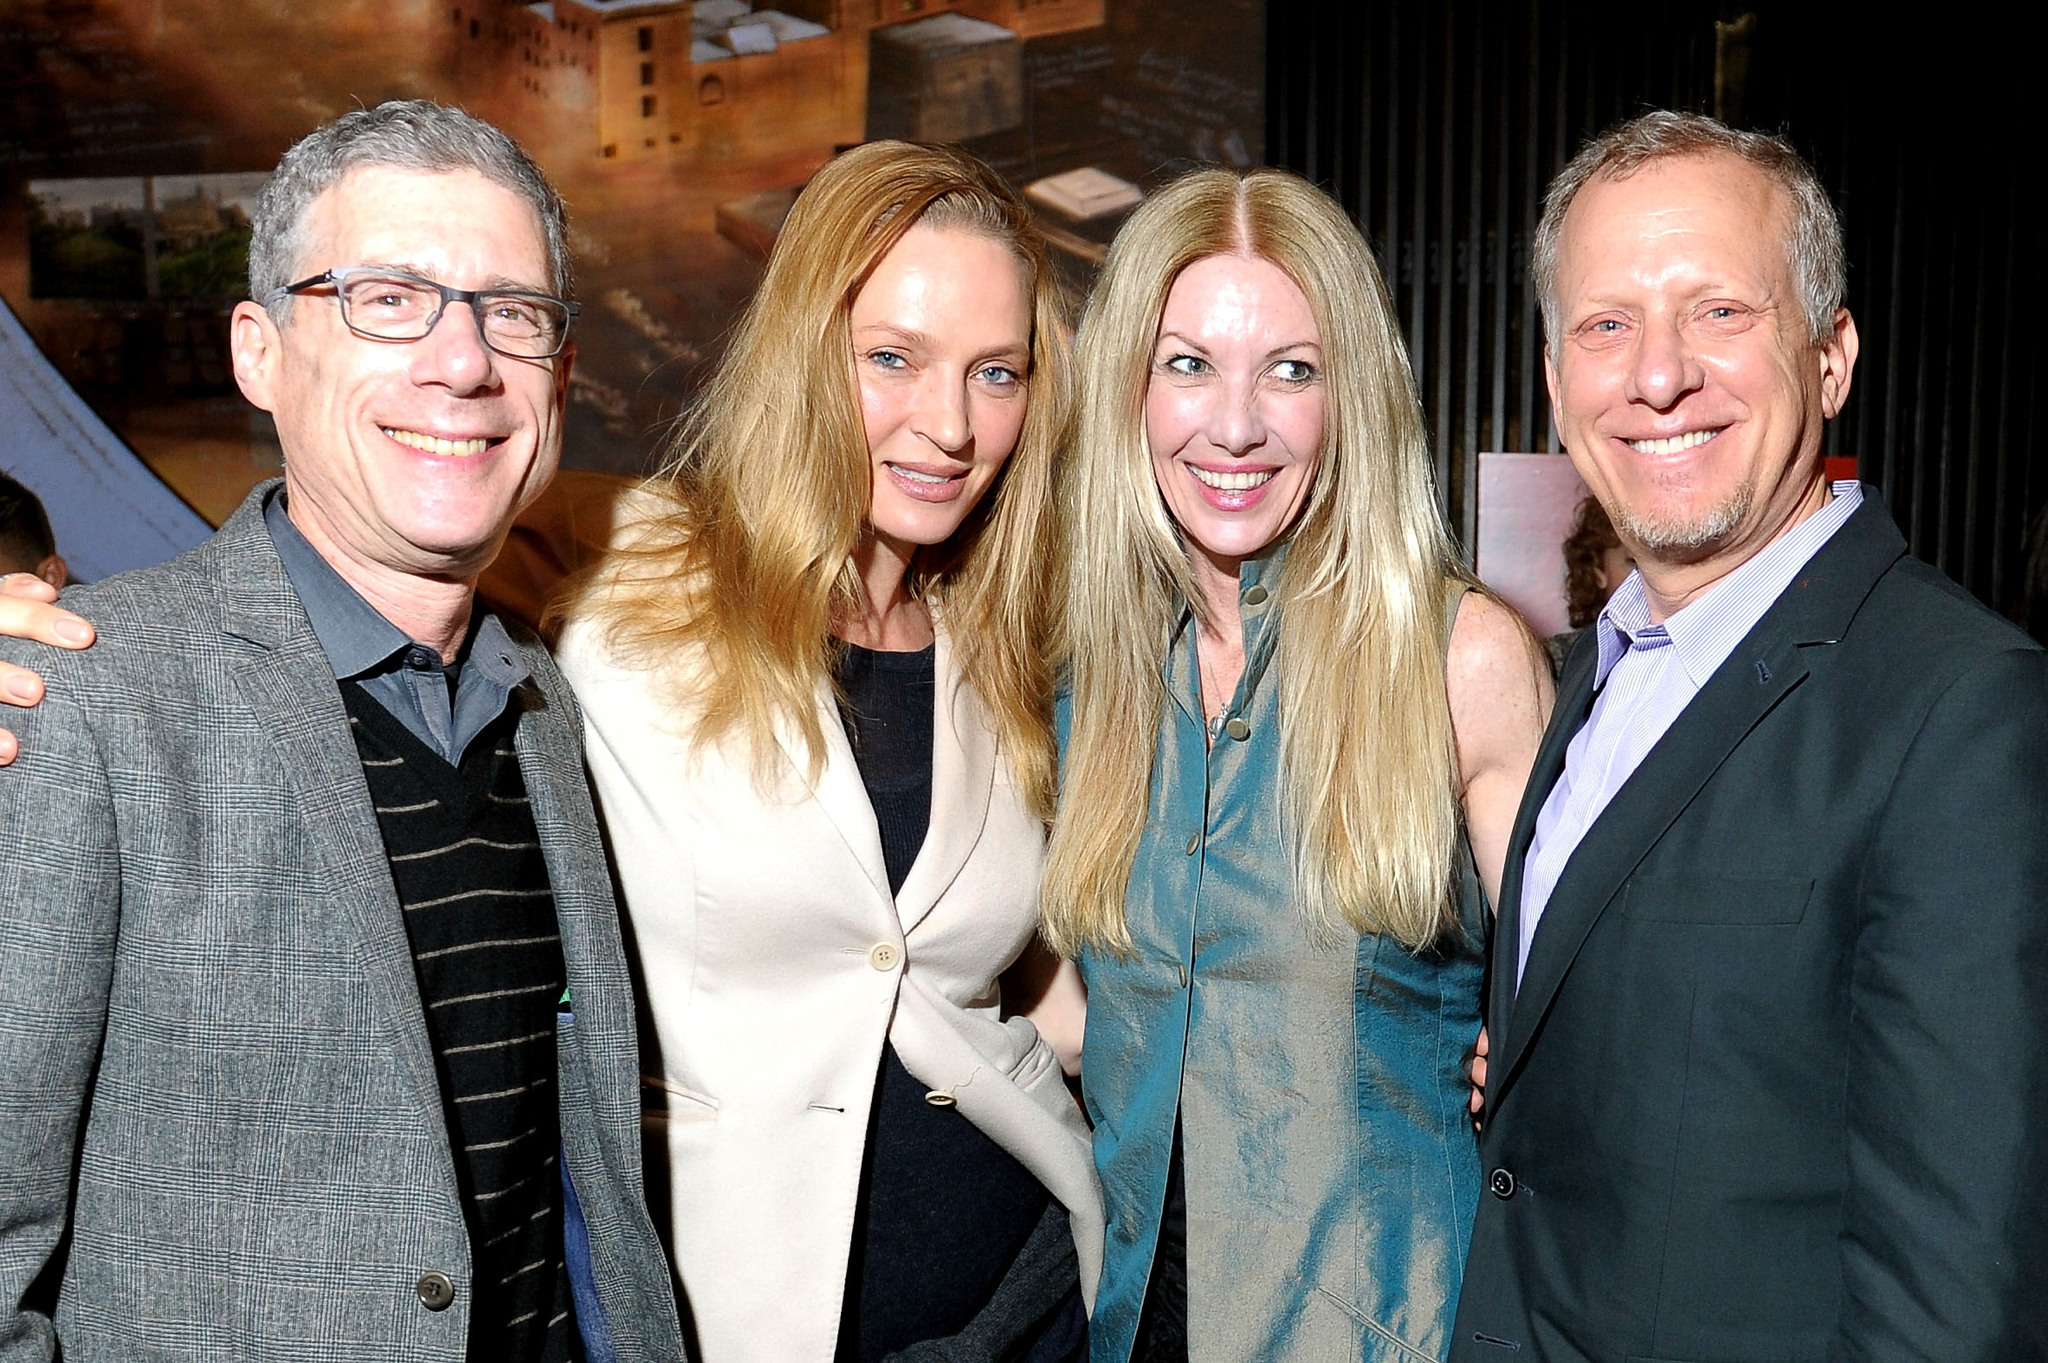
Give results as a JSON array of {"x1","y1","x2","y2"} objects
[
  {"x1": 1489, "y1": 24, "x2": 1510, "y2": 462},
  {"x1": 1519, "y1": 2, "x2": 1545, "y2": 458},
  {"x1": 1433, "y1": 12, "x2": 1456, "y2": 505},
  {"x1": 1460, "y1": 6, "x2": 1485, "y2": 552},
  {"x1": 1265, "y1": 0, "x2": 2032, "y2": 604}
]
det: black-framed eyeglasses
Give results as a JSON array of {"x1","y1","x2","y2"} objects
[{"x1": 270, "y1": 267, "x2": 578, "y2": 359}]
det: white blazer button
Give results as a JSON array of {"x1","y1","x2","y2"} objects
[
  {"x1": 868, "y1": 942, "x2": 901, "y2": 971},
  {"x1": 924, "y1": 1090, "x2": 956, "y2": 1107}
]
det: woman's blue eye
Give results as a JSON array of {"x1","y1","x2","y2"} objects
[
  {"x1": 1164, "y1": 354, "x2": 1207, "y2": 376},
  {"x1": 868, "y1": 350, "x2": 907, "y2": 370},
  {"x1": 1272, "y1": 359, "x2": 1317, "y2": 383},
  {"x1": 977, "y1": 364, "x2": 1022, "y2": 386}
]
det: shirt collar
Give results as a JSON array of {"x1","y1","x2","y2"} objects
[
  {"x1": 1168, "y1": 535, "x2": 1290, "y2": 645},
  {"x1": 263, "y1": 485, "x2": 529, "y2": 690},
  {"x1": 1593, "y1": 480, "x2": 1863, "y2": 690}
]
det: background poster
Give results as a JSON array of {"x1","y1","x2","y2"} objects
[{"x1": 1, "y1": 0, "x2": 1265, "y2": 523}]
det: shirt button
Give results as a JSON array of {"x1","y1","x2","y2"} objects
[
  {"x1": 923, "y1": 1090, "x2": 956, "y2": 1107},
  {"x1": 1223, "y1": 717, "x2": 1251, "y2": 742},
  {"x1": 1489, "y1": 1167, "x2": 1517, "y2": 1200},
  {"x1": 408, "y1": 650, "x2": 433, "y2": 670},
  {"x1": 868, "y1": 942, "x2": 900, "y2": 971},
  {"x1": 1184, "y1": 831, "x2": 1200, "y2": 856},
  {"x1": 416, "y1": 1271, "x2": 456, "y2": 1310},
  {"x1": 1242, "y1": 584, "x2": 1269, "y2": 606}
]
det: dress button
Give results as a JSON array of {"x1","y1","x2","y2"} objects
[
  {"x1": 868, "y1": 942, "x2": 900, "y2": 971},
  {"x1": 1242, "y1": 584, "x2": 1269, "y2": 606},
  {"x1": 416, "y1": 1271, "x2": 456, "y2": 1311},
  {"x1": 1223, "y1": 716, "x2": 1250, "y2": 742},
  {"x1": 923, "y1": 1090, "x2": 956, "y2": 1107},
  {"x1": 1488, "y1": 1167, "x2": 1516, "y2": 1200},
  {"x1": 1184, "y1": 831, "x2": 1200, "y2": 856}
]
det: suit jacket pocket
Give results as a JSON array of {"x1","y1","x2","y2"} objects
[{"x1": 1620, "y1": 874, "x2": 1813, "y2": 925}]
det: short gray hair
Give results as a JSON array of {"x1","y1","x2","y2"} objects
[
  {"x1": 1533, "y1": 110, "x2": 1844, "y2": 349},
  {"x1": 249, "y1": 100, "x2": 570, "y2": 315}
]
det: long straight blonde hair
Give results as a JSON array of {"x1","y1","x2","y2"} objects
[
  {"x1": 1042, "y1": 167, "x2": 1469, "y2": 955},
  {"x1": 572, "y1": 141, "x2": 1067, "y2": 813}
]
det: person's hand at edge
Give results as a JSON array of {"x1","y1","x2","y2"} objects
[{"x1": 0, "y1": 574, "x2": 95, "y2": 765}]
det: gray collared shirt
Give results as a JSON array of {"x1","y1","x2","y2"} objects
[
  {"x1": 1516, "y1": 481, "x2": 1865, "y2": 987},
  {"x1": 264, "y1": 488, "x2": 530, "y2": 765}
]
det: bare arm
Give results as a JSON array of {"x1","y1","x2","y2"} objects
[
  {"x1": 1446, "y1": 590, "x2": 1551, "y2": 1125},
  {"x1": 0, "y1": 576, "x2": 95, "y2": 766},
  {"x1": 1447, "y1": 590, "x2": 1553, "y2": 910},
  {"x1": 1000, "y1": 938, "x2": 1086, "y2": 1078}
]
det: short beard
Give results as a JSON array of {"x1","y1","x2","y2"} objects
[{"x1": 1610, "y1": 474, "x2": 1756, "y2": 557}]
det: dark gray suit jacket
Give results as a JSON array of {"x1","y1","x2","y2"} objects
[
  {"x1": 0, "y1": 487, "x2": 683, "y2": 1361},
  {"x1": 1452, "y1": 494, "x2": 2048, "y2": 1362}
]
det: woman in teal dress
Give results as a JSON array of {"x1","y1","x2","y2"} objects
[{"x1": 1043, "y1": 169, "x2": 1553, "y2": 1361}]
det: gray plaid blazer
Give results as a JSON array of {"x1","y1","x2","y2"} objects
[{"x1": 0, "y1": 485, "x2": 683, "y2": 1361}]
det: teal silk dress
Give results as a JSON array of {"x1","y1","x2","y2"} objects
[{"x1": 1073, "y1": 548, "x2": 1486, "y2": 1362}]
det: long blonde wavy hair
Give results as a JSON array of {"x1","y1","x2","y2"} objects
[
  {"x1": 1042, "y1": 167, "x2": 1470, "y2": 955},
  {"x1": 572, "y1": 141, "x2": 1066, "y2": 813}
]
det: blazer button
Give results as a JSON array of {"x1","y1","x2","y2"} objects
[
  {"x1": 1184, "y1": 831, "x2": 1201, "y2": 856},
  {"x1": 1222, "y1": 717, "x2": 1250, "y2": 742},
  {"x1": 416, "y1": 1271, "x2": 456, "y2": 1311},
  {"x1": 868, "y1": 942, "x2": 901, "y2": 971},
  {"x1": 924, "y1": 1089, "x2": 956, "y2": 1107},
  {"x1": 1488, "y1": 1167, "x2": 1516, "y2": 1200},
  {"x1": 1242, "y1": 584, "x2": 1269, "y2": 606}
]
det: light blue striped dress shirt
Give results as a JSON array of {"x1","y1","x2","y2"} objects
[{"x1": 1516, "y1": 481, "x2": 1864, "y2": 988}]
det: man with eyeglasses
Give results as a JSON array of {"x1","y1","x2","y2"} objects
[{"x1": 0, "y1": 102, "x2": 683, "y2": 1362}]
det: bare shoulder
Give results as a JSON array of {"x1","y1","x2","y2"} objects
[
  {"x1": 1448, "y1": 590, "x2": 1549, "y2": 704},
  {"x1": 1447, "y1": 589, "x2": 1553, "y2": 775}
]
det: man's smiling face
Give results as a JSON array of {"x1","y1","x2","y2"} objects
[
  {"x1": 1545, "y1": 151, "x2": 1855, "y2": 577},
  {"x1": 232, "y1": 164, "x2": 569, "y2": 584}
]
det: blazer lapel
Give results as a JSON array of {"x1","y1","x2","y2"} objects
[
  {"x1": 774, "y1": 678, "x2": 894, "y2": 906},
  {"x1": 895, "y1": 627, "x2": 994, "y2": 936},
  {"x1": 214, "y1": 491, "x2": 459, "y2": 1137},
  {"x1": 511, "y1": 654, "x2": 643, "y2": 1133},
  {"x1": 1495, "y1": 492, "x2": 1908, "y2": 1091}
]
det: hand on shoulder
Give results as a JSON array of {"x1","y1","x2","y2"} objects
[{"x1": 0, "y1": 573, "x2": 95, "y2": 765}]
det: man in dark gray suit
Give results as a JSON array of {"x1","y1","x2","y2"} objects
[
  {"x1": 0, "y1": 103, "x2": 682, "y2": 1362},
  {"x1": 1452, "y1": 112, "x2": 2047, "y2": 1360}
]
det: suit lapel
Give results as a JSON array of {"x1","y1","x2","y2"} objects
[
  {"x1": 1488, "y1": 633, "x2": 1596, "y2": 1088},
  {"x1": 896, "y1": 627, "x2": 993, "y2": 936},
  {"x1": 215, "y1": 489, "x2": 461, "y2": 1137},
  {"x1": 1494, "y1": 492, "x2": 1909, "y2": 1092},
  {"x1": 1497, "y1": 634, "x2": 1812, "y2": 1083},
  {"x1": 511, "y1": 655, "x2": 643, "y2": 1135}
]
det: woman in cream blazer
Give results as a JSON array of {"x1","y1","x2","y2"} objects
[
  {"x1": 556, "y1": 141, "x2": 1100, "y2": 1360},
  {"x1": 559, "y1": 619, "x2": 1100, "y2": 1358}
]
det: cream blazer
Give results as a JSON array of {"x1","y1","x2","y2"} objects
[{"x1": 556, "y1": 615, "x2": 1103, "y2": 1362}]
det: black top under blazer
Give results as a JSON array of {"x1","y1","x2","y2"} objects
[{"x1": 1452, "y1": 491, "x2": 2048, "y2": 1363}]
